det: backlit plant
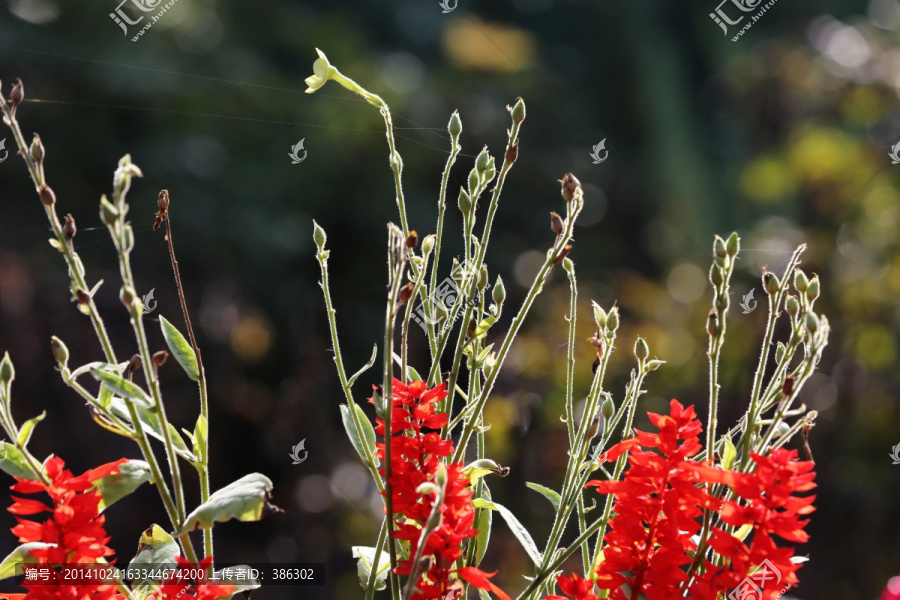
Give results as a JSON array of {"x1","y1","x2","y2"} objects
[{"x1": 306, "y1": 49, "x2": 829, "y2": 600}]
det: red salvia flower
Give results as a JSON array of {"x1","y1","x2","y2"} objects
[
  {"x1": 147, "y1": 557, "x2": 233, "y2": 600},
  {"x1": 9, "y1": 456, "x2": 126, "y2": 600},
  {"x1": 372, "y1": 379, "x2": 509, "y2": 600},
  {"x1": 547, "y1": 400, "x2": 815, "y2": 600}
]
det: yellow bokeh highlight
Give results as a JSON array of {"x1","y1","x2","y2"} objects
[{"x1": 442, "y1": 18, "x2": 536, "y2": 72}]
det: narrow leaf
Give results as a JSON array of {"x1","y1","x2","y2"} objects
[
  {"x1": 340, "y1": 404, "x2": 379, "y2": 468},
  {"x1": 166, "y1": 423, "x2": 193, "y2": 463},
  {"x1": 0, "y1": 542, "x2": 53, "y2": 580},
  {"x1": 90, "y1": 370, "x2": 153, "y2": 408},
  {"x1": 473, "y1": 483, "x2": 492, "y2": 568},
  {"x1": 160, "y1": 316, "x2": 200, "y2": 381},
  {"x1": 193, "y1": 415, "x2": 208, "y2": 464},
  {"x1": 464, "y1": 459, "x2": 509, "y2": 483},
  {"x1": 16, "y1": 412, "x2": 46, "y2": 448},
  {"x1": 525, "y1": 482, "x2": 561, "y2": 512},
  {"x1": 721, "y1": 435, "x2": 737, "y2": 471},
  {"x1": 471, "y1": 498, "x2": 542, "y2": 566},
  {"x1": 93, "y1": 460, "x2": 153, "y2": 512},
  {"x1": 347, "y1": 344, "x2": 378, "y2": 388},
  {"x1": 177, "y1": 473, "x2": 280, "y2": 534},
  {"x1": 0, "y1": 442, "x2": 40, "y2": 480}
]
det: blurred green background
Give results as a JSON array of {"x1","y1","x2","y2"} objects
[{"x1": 0, "y1": 0, "x2": 898, "y2": 598}]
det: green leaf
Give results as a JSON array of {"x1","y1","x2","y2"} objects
[
  {"x1": 471, "y1": 498, "x2": 542, "y2": 567},
  {"x1": 472, "y1": 315, "x2": 497, "y2": 339},
  {"x1": 93, "y1": 460, "x2": 153, "y2": 512},
  {"x1": 177, "y1": 473, "x2": 280, "y2": 534},
  {"x1": 340, "y1": 403, "x2": 378, "y2": 468},
  {"x1": 352, "y1": 546, "x2": 391, "y2": 591},
  {"x1": 166, "y1": 423, "x2": 193, "y2": 463},
  {"x1": 69, "y1": 361, "x2": 121, "y2": 381},
  {"x1": 90, "y1": 370, "x2": 153, "y2": 408},
  {"x1": 391, "y1": 352, "x2": 422, "y2": 382},
  {"x1": 128, "y1": 525, "x2": 180, "y2": 589},
  {"x1": 464, "y1": 459, "x2": 509, "y2": 483},
  {"x1": 721, "y1": 435, "x2": 737, "y2": 471},
  {"x1": 0, "y1": 442, "x2": 40, "y2": 480},
  {"x1": 98, "y1": 384, "x2": 113, "y2": 411},
  {"x1": 16, "y1": 412, "x2": 46, "y2": 448},
  {"x1": 0, "y1": 542, "x2": 53, "y2": 580},
  {"x1": 159, "y1": 316, "x2": 200, "y2": 381},
  {"x1": 347, "y1": 344, "x2": 378, "y2": 388},
  {"x1": 526, "y1": 482, "x2": 561, "y2": 512},
  {"x1": 193, "y1": 415, "x2": 208, "y2": 464},
  {"x1": 109, "y1": 399, "x2": 196, "y2": 463},
  {"x1": 473, "y1": 483, "x2": 492, "y2": 568}
]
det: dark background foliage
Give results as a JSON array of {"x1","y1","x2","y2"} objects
[{"x1": 1, "y1": 0, "x2": 898, "y2": 598}]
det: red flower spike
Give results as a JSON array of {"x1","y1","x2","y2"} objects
[{"x1": 372, "y1": 379, "x2": 509, "y2": 600}]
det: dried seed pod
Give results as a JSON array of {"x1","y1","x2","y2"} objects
[
  {"x1": 9, "y1": 78, "x2": 24, "y2": 107},
  {"x1": 559, "y1": 173, "x2": 581, "y2": 201},
  {"x1": 154, "y1": 189, "x2": 170, "y2": 231},
  {"x1": 39, "y1": 185, "x2": 56, "y2": 206},
  {"x1": 398, "y1": 282, "x2": 414, "y2": 305},
  {"x1": 63, "y1": 213, "x2": 77, "y2": 239},
  {"x1": 782, "y1": 374, "x2": 795, "y2": 396},
  {"x1": 505, "y1": 139, "x2": 519, "y2": 164},
  {"x1": 591, "y1": 355, "x2": 601, "y2": 374},
  {"x1": 75, "y1": 288, "x2": 91, "y2": 305},
  {"x1": 707, "y1": 310, "x2": 718, "y2": 337},
  {"x1": 554, "y1": 244, "x2": 572, "y2": 264},
  {"x1": 406, "y1": 230, "x2": 418, "y2": 249},
  {"x1": 30, "y1": 134, "x2": 45, "y2": 164},
  {"x1": 50, "y1": 336, "x2": 69, "y2": 367},
  {"x1": 550, "y1": 211, "x2": 564, "y2": 235},
  {"x1": 127, "y1": 354, "x2": 143, "y2": 374},
  {"x1": 152, "y1": 350, "x2": 169, "y2": 366}
]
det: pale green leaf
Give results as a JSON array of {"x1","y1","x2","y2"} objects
[
  {"x1": 128, "y1": 525, "x2": 179, "y2": 589},
  {"x1": 464, "y1": 459, "x2": 509, "y2": 483},
  {"x1": 352, "y1": 546, "x2": 391, "y2": 591},
  {"x1": 177, "y1": 473, "x2": 279, "y2": 534},
  {"x1": 93, "y1": 460, "x2": 153, "y2": 512},
  {"x1": 90, "y1": 370, "x2": 153, "y2": 408},
  {"x1": 0, "y1": 542, "x2": 53, "y2": 580},
  {"x1": 16, "y1": 412, "x2": 46, "y2": 448},
  {"x1": 159, "y1": 316, "x2": 200, "y2": 381},
  {"x1": 722, "y1": 435, "x2": 737, "y2": 471},
  {"x1": 471, "y1": 498, "x2": 542, "y2": 566},
  {"x1": 0, "y1": 442, "x2": 40, "y2": 480},
  {"x1": 525, "y1": 482, "x2": 561, "y2": 512},
  {"x1": 340, "y1": 404, "x2": 379, "y2": 468},
  {"x1": 473, "y1": 483, "x2": 492, "y2": 568}
]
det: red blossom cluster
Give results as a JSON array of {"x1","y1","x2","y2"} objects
[
  {"x1": 146, "y1": 557, "x2": 233, "y2": 600},
  {"x1": 373, "y1": 379, "x2": 509, "y2": 600},
  {"x1": 548, "y1": 400, "x2": 815, "y2": 600}
]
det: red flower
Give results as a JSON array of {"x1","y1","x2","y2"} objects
[
  {"x1": 9, "y1": 456, "x2": 126, "y2": 600},
  {"x1": 147, "y1": 557, "x2": 233, "y2": 600},
  {"x1": 548, "y1": 400, "x2": 815, "y2": 600},
  {"x1": 373, "y1": 379, "x2": 509, "y2": 600},
  {"x1": 879, "y1": 576, "x2": 900, "y2": 600}
]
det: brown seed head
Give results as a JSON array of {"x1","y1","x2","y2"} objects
[
  {"x1": 559, "y1": 173, "x2": 581, "y2": 201},
  {"x1": 63, "y1": 213, "x2": 77, "y2": 239},
  {"x1": 550, "y1": 211, "x2": 564, "y2": 235},
  {"x1": 9, "y1": 78, "x2": 24, "y2": 106},
  {"x1": 152, "y1": 350, "x2": 169, "y2": 366},
  {"x1": 39, "y1": 185, "x2": 56, "y2": 206},
  {"x1": 406, "y1": 230, "x2": 418, "y2": 249}
]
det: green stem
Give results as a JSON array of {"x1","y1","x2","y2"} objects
[{"x1": 364, "y1": 519, "x2": 389, "y2": 600}]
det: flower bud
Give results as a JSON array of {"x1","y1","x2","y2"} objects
[
  {"x1": 775, "y1": 341, "x2": 786, "y2": 364},
  {"x1": 763, "y1": 271, "x2": 780, "y2": 295},
  {"x1": 30, "y1": 134, "x2": 45, "y2": 164},
  {"x1": 646, "y1": 359, "x2": 665, "y2": 371},
  {"x1": 483, "y1": 157, "x2": 496, "y2": 182},
  {"x1": 9, "y1": 78, "x2": 24, "y2": 107},
  {"x1": 120, "y1": 286, "x2": 136, "y2": 309},
  {"x1": 554, "y1": 244, "x2": 572, "y2": 264},
  {"x1": 127, "y1": 354, "x2": 143, "y2": 375},
  {"x1": 806, "y1": 275, "x2": 819, "y2": 302},
  {"x1": 559, "y1": 173, "x2": 581, "y2": 202},
  {"x1": 458, "y1": 188, "x2": 472, "y2": 215},
  {"x1": 707, "y1": 310, "x2": 718, "y2": 337},
  {"x1": 601, "y1": 394, "x2": 615, "y2": 419},
  {"x1": 406, "y1": 230, "x2": 418, "y2": 249},
  {"x1": 709, "y1": 264, "x2": 724, "y2": 287},
  {"x1": 587, "y1": 413, "x2": 602, "y2": 440},
  {"x1": 726, "y1": 232, "x2": 740, "y2": 257},
  {"x1": 510, "y1": 97, "x2": 526, "y2": 124},
  {"x1": 0, "y1": 352, "x2": 14, "y2": 384},
  {"x1": 714, "y1": 235, "x2": 727, "y2": 258},
  {"x1": 772, "y1": 421, "x2": 791, "y2": 438},
  {"x1": 793, "y1": 269, "x2": 809, "y2": 293},
  {"x1": 152, "y1": 350, "x2": 169, "y2": 366},
  {"x1": 312, "y1": 220, "x2": 327, "y2": 250},
  {"x1": 468, "y1": 169, "x2": 479, "y2": 195},
  {"x1": 39, "y1": 185, "x2": 56, "y2": 206},
  {"x1": 505, "y1": 140, "x2": 518, "y2": 165},
  {"x1": 805, "y1": 311, "x2": 819, "y2": 334},
  {"x1": 714, "y1": 254, "x2": 727, "y2": 268},
  {"x1": 492, "y1": 275, "x2": 505, "y2": 305},
  {"x1": 50, "y1": 336, "x2": 69, "y2": 368},
  {"x1": 715, "y1": 293, "x2": 728, "y2": 312},
  {"x1": 549, "y1": 211, "x2": 564, "y2": 235},
  {"x1": 785, "y1": 294, "x2": 800, "y2": 317},
  {"x1": 422, "y1": 234, "x2": 435, "y2": 256},
  {"x1": 100, "y1": 195, "x2": 119, "y2": 226},
  {"x1": 398, "y1": 282, "x2": 414, "y2": 305},
  {"x1": 448, "y1": 110, "x2": 462, "y2": 138},
  {"x1": 634, "y1": 337, "x2": 649, "y2": 361},
  {"x1": 592, "y1": 302, "x2": 607, "y2": 328},
  {"x1": 76, "y1": 288, "x2": 91, "y2": 305},
  {"x1": 475, "y1": 146, "x2": 491, "y2": 174},
  {"x1": 782, "y1": 374, "x2": 795, "y2": 396},
  {"x1": 606, "y1": 306, "x2": 619, "y2": 334},
  {"x1": 63, "y1": 213, "x2": 77, "y2": 239}
]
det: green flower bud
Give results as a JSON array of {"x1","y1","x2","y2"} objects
[
  {"x1": 562, "y1": 257, "x2": 575, "y2": 273},
  {"x1": 421, "y1": 234, "x2": 435, "y2": 256},
  {"x1": 468, "y1": 169, "x2": 479, "y2": 195},
  {"x1": 785, "y1": 295, "x2": 800, "y2": 317},
  {"x1": 0, "y1": 352, "x2": 14, "y2": 384},
  {"x1": 794, "y1": 269, "x2": 809, "y2": 293},
  {"x1": 806, "y1": 275, "x2": 820, "y2": 302},
  {"x1": 492, "y1": 275, "x2": 506, "y2": 305},
  {"x1": 510, "y1": 97, "x2": 526, "y2": 124},
  {"x1": 726, "y1": 232, "x2": 740, "y2": 257},
  {"x1": 606, "y1": 306, "x2": 619, "y2": 334},
  {"x1": 709, "y1": 264, "x2": 724, "y2": 287},
  {"x1": 51, "y1": 336, "x2": 69, "y2": 368},
  {"x1": 483, "y1": 157, "x2": 496, "y2": 182},
  {"x1": 775, "y1": 341, "x2": 786, "y2": 364},
  {"x1": 122, "y1": 224, "x2": 134, "y2": 254},
  {"x1": 30, "y1": 134, "x2": 45, "y2": 164},
  {"x1": 458, "y1": 188, "x2": 472, "y2": 215},
  {"x1": 634, "y1": 337, "x2": 649, "y2": 361},
  {"x1": 714, "y1": 254, "x2": 727, "y2": 268},
  {"x1": 646, "y1": 359, "x2": 665, "y2": 371},
  {"x1": 715, "y1": 293, "x2": 728, "y2": 312},
  {"x1": 313, "y1": 220, "x2": 327, "y2": 250},
  {"x1": 592, "y1": 302, "x2": 607, "y2": 329},
  {"x1": 714, "y1": 235, "x2": 727, "y2": 258},
  {"x1": 475, "y1": 146, "x2": 491, "y2": 174},
  {"x1": 806, "y1": 312, "x2": 819, "y2": 333},
  {"x1": 763, "y1": 271, "x2": 780, "y2": 295},
  {"x1": 601, "y1": 394, "x2": 615, "y2": 419},
  {"x1": 477, "y1": 264, "x2": 488, "y2": 291},
  {"x1": 120, "y1": 285, "x2": 136, "y2": 310},
  {"x1": 448, "y1": 110, "x2": 462, "y2": 138},
  {"x1": 772, "y1": 421, "x2": 791, "y2": 438},
  {"x1": 100, "y1": 195, "x2": 119, "y2": 226}
]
